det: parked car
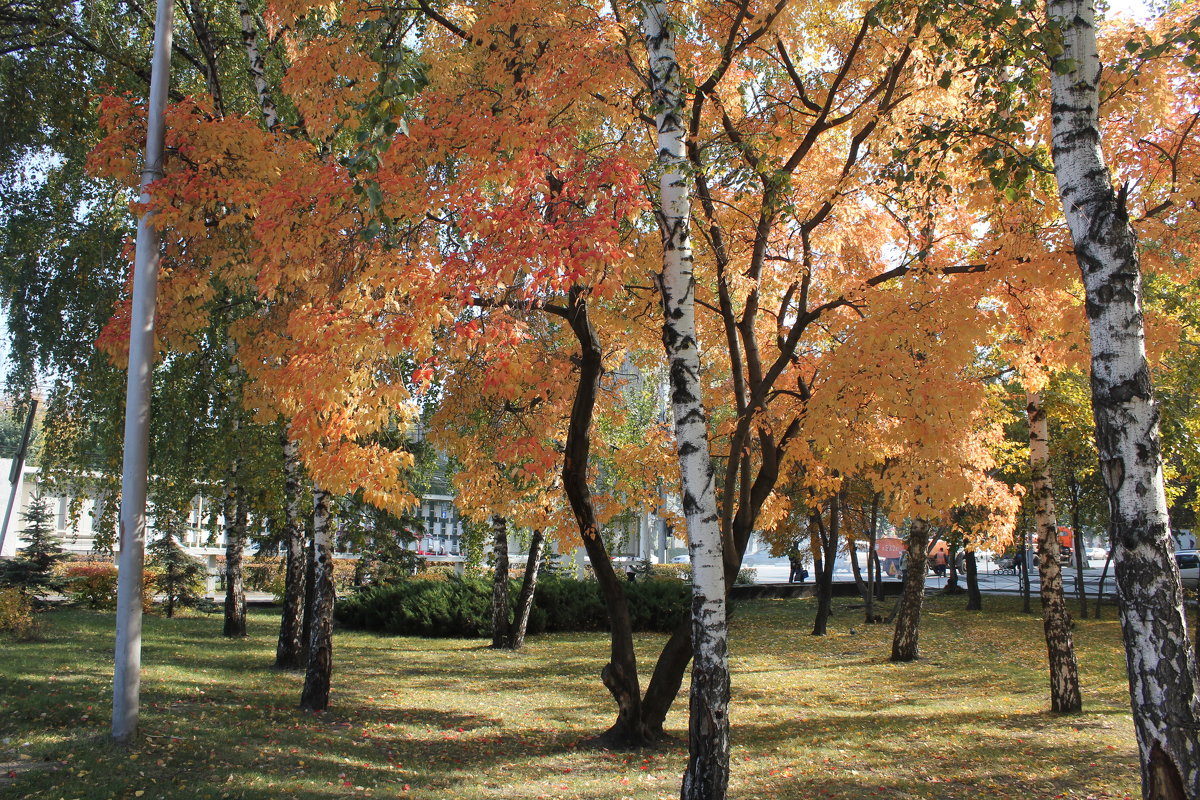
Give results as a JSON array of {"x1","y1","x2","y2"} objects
[{"x1": 1176, "y1": 550, "x2": 1199, "y2": 590}]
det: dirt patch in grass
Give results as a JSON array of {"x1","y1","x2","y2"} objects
[{"x1": 0, "y1": 594, "x2": 1141, "y2": 799}]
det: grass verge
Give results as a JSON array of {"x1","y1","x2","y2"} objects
[{"x1": 0, "y1": 594, "x2": 1141, "y2": 799}]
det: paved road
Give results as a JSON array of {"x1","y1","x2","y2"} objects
[{"x1": 747, "y1": 555, "x2": 1121, "y2": 599}]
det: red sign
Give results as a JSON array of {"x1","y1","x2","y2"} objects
[{"x1": 876, "y1": 537, "x2": 907, "y2": 560}]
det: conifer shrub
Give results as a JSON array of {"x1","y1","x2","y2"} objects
[
  {"x1": 335, "y1": 574, "x2": 688, "y2": 638},
  {"x1": 147, "y1": 533, "x2": 207, "y2": 617},
  {"x1": 0, "y1": 493, "x2": 69, "y2": 598}
]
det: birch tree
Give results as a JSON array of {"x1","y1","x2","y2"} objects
[
  {"x1": 1026, "y1": 390, "x2": 1082, "y2": 712},
  {"x1": 642, "y1": 2, "x2": 729, "y2": 796},
  {"x1": 1048, "y1": 0, "x2": 1200, "y2": 793},
  {"x1": 299, "y1": 486, "x2": 335, "y2": 711}
]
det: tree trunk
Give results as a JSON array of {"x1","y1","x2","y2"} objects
[
  {"x1": 222, "y1": 466, "x2": 247, "y2": 638},
  {"x1": 1069, "y1": 471, "x2": 1089, "y2": 619},
  {"x1": 559, "y1": 290, "x2": 649, "y2": 749},
  {"x1": 276, "y1": 435, "x2": 307, "y2": 669},
  {"x1": 891, "y1": 518, "x2": 930, "y2": 662},
  {"x1": 644, "y1": 2, "x2": 729, "y2": 793},
  {"x1": 1027, "y1": 390, "x2": 1083, "y2": 713},
  {"x1": 301, "y1": 531, "x2": 316, "y2": 658},
  {"x1": 964, "y1": 547, "x2": 983, "y2": 611},
  {"x1": 300, "y1": 487, "x2": 334, "y2": 711},
  {"x1": 1095, "y1": 548, "x2": 1113, "y2": 620},
  {"x1": 849, "y1": 544, "x2": 868, "y2": 600},
  {"x1": 508, "y1": 529, "x2": 545, "y2": 650},
  {"x1": 1049, "y1": 0, "x2": 1200, "y2": 791},
  {"x1": 1019, "y1": 527, "x2": 1032, "y2": 614},
  {"x1": 812, "y1": 498, "x2": 839, "y2": 637},
  {"x1": 945, "y1": 543, "x2": 960, "y2": 593},
  {"x1": 490, "y1": 515, "x2": 510, "y2": 650},
  {"x1": 235, "y1": 0, "x2": 278, "y2": 131},
  {"x1": 865, "y1": 494, "x2": 880, "y2": 623}
]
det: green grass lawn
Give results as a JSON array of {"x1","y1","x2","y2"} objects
[{"x1": 0, "y1": 594, "x2": 1142, "y2": 799}]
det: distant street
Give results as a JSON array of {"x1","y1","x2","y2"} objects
[{"x1": 747, "y1": 554, "x2": 1121, "y2": 600}]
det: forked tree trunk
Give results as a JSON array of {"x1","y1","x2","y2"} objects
[
  {"x1": 1049, "y1": 0, "x2": 1200, "y2": 793},
  {"x1": 964, "y1": 547, "x2": 983, "y2": 611},
  {"x1": 891, "y1": 518, "x2": 930, "y2": 662},
  {"x1": 1027, "y1": 391, "x2": 1083, "y2": 713},
  {"x1": 300, "y1": 487, "x2": 334, "y2": 711},
  {"x1": 276, "y1": 436, "x2": 307, "y2": 669},
  {"x1": 508, "y1": 529, "x2": 545, "y2": 650},
  {"x1": 559, "y1": 291, "x2": 649, "y2": 749},
  {"x1": 812, "y1": 499, "x2": 840, "y2": 636},
  {"x1": 222, "y1": 466, "x2": 247, "y2": 638},
  {"x1": 490, "y1": 516, "x2": 510, "y2": 649},
  {"x1": 644, "y1": 2, "x2": 729, "y2": 794}
]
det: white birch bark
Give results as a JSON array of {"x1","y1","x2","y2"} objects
[
  {"x1": 1048, "y1": 0, "x2": 1200, "y2": 793},
  {"x1": 300, "y1": 486, "x2": 335, "y2": 710},
  {"x1": 236, "y1": 0, "x2": 278, "y2": 131},
  {"x1": 642, "y1": 3, "x2": 729, "y2": 797},
  {"x1": 1026, "y1": 391, "x2": 1082, "y2": 713}
]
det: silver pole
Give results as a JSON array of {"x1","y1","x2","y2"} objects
[
  {"x1": 112, "y1": 0, "x2": 173, "y2": 744},
  {"x1": 0, "y1": 397, "x2": 38, "y2": 556}
]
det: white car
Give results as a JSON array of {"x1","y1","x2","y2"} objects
[
  {"x1": 1176, "y1": 551, "x2": 1199, "y2": 590},
  {"x1": 671, "y1": 554, "x2": 690, "y2": 564}
]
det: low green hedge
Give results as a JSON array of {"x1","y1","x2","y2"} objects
[{"x1": 334, "y1": 575, "x2": 689, "y2": 638}]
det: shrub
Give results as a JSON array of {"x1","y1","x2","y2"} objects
[
  {"x1": 63, "y1": 562, "x2": 156, "y2": 611},
  {"x1": 244, "y1": 556, "x2": 282, "y2": 592},
  {"x1": 335, "y1": 574, "x2": 689, "y2": 638},
  {"x1": 735, "y1": 566, "x2": 757, "y2": 585},
  {"x1": 410, "y1": 565, "x2": 454, "y2": 582},
  {"x1": 0, "y1": 587, "x2": 36, "y2": 639},
  {"x1": 65, "y1": 562, "x2": 118, "y2": 609},
  {"x1": 648, "y1": 563, "x2": 690, "y2": 581}
]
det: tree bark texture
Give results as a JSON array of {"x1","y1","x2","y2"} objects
[
  {"x1": 508, "y1": 529, "x2": 545, "y2": 650},
  {"x1": 812, "y1": 500, "x2": 839, "y2": 636},
  {"x1": 301, "y1": 532, "x2": 316, "y2": 658},
  {"x1": 1027, "y1": 391, "x2": 1083, "y2": 713},
  {"x1": 235, "y1": 0, "x2": 278, "y2": 131},
  {"x1": 222, "y1": 464, "x2": 247, "y2": 638},
  {"x1": 300, "y1": 487, "x2": 334, "y2": 711},
  {"x1": 891, "y1": 518, "x2": 930, "y2": 662},
  {"x1": 559, "y1": 291, "x2": 649, "y2": 749},
  {"x1": 490, "y1": 515, "x2": 511, "y2": 649},
  {"x1": 276, "y1": 435, "x2": 307, "y2": 669},
  {"x1": 643, "y1": 3, "x2": 729, "y2": 794},
  {"x1": 964, "y1": 547, "x2": 983, "y2": 611},
  {"x1": 1049, "y1": 0, "x2": 1200, "y2": 792}
]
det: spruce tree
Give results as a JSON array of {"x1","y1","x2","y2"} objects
[
  {"x1": 1, "y1": 493, "x2": 67, "y2": 598},
  {"x1": 146, "y1": 529, "x2": 206, "y2": 618}
]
